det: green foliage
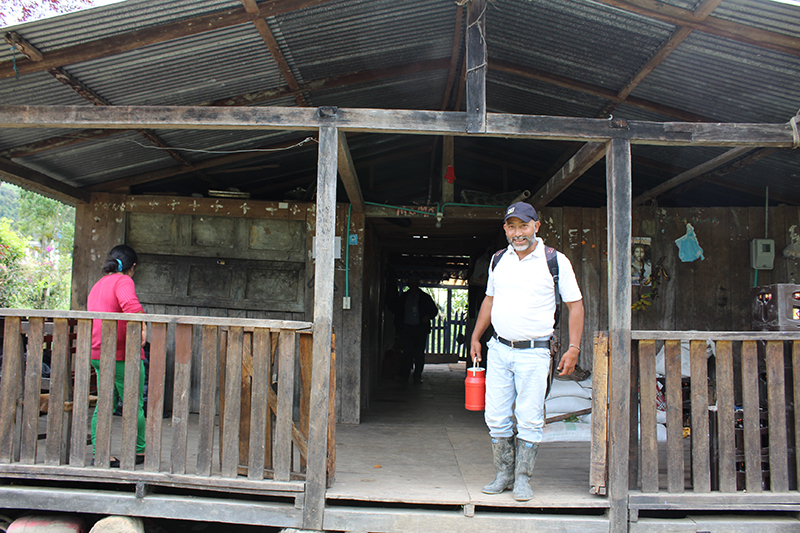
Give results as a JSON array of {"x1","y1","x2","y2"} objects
[
  {"x1": 0, "y1": 184, "x2": 20, "y2": 222},
  {"x1": 0, "y1": 187, "x2": 75, "y2": 310}
]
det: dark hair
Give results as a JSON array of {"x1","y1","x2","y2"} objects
[{"x1": 101, "y1": 244, "x2": 139, "y2": 274}]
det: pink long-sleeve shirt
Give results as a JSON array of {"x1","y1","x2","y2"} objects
[{"x1": 87, "y1": 273, "x2": 145, "y2": 361}]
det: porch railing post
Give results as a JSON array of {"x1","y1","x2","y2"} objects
[
  {"x1": 606, "y1": 138, "x2": 632, "y2": 533},
  {"x1": 304, "y1": 123, "x2": 338, "y2": 531}
]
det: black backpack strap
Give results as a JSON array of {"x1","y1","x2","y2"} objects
[
  {"x1": 490, "y1": 248, "x2": 506, "y2": 271},
  {"x1": 544, "y1": 246, "x2": 560, "y2": 328}
]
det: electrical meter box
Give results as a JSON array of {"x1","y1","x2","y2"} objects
[
  {"x1": 751, "y1": 284, "x2": 800, "y2": 331},
  {"x1": 750, "y1": 238, "x2": 775, "y2": 270}
]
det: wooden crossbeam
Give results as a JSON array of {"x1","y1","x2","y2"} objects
[{"x1": 1, "y1": 105, "x2": 793, "y2": 147}]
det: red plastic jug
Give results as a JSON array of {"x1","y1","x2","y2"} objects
[{"x1": 465, "y1": 363, "x2": 485, "y2": 411}]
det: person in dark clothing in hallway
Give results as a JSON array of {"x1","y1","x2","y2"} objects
[{"x1": 395, "y1": 277, "x2": 438, "y2": 384}]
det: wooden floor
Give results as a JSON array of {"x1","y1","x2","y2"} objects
[{"x1": 327, "y1": 363, "x2": 608, "y2": 509}]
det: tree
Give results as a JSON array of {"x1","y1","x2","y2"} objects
[
  {"x1": 1, "y1": 0, "x2": 98, "y2": 27},
  {"x1": 0, "y1": 217, "x2": 27, "y2": 307}
]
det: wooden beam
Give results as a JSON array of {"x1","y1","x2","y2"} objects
[
  {"x1": 440, "y1": 5, "x2": 464, "y2": 111},
  {"x1": 633, "y1": 146, "x2": 753, "y2": 205},
  {"x1": 606, "y1": 137, "x2": 632, "y2": 532},
  {"x1": 47, "y1": 66, "x2": 201, "y2": 170},
  {"x1": 0, "y1": 105, "x2": 795, "y2": 147},
  {"x1": 4, "y1": 32, "x2": 43, "y2": 61},
  {"x1": 2, "y1": 59, "x2": 448, "y2": 160},
  {"x1": 441, "y1": 136, "x2": 454, "y2": 204},
  {"x1": 465, "y1": 0, "x2": 487, "y2": 133},
  {"x1": 592, "y1": 0, "x2": 800, "y2": 57},
  {"x1": 530, "y1": 142, "x2": 606, "y2": 208},
  {"x1": 0, "y1": 0, "x2": 340, "y2": 80},
  {"x1": 0, "y1": 157, "x2": 90, "y2": 205},
  {"x1": 336, "y1": 131, "x2": 365, "y2": 213},
  {"x1": 303, "y1": 125, "x2": 337, "y2": 530},
  {"x1": 241, "y1": 0, "x2": 308, "y2": 107}
]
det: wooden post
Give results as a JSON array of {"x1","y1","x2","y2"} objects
[
  {"x1": 303, "y1": 124, "x2": 337, "y2": 530},
  {"x1": 442, "y1": 136, "x2": 454, "y2": 203},
  {"x1": 606, "y1": 138, "x2": 632, "y2": 533},
  {"x1": 466, "y1": 0, "x2": 487, "y2": 133}
]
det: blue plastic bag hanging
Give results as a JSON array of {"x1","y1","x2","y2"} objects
[{"x1": 674, "y1": 223, "x2": 704, "y2": 262}]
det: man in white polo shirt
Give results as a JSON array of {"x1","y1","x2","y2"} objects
[{"x1": 470, "y1": 201, "x2": 584, "y2": 501}]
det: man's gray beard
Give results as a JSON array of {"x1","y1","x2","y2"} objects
[{"x1": 508, "y1": 235, "x2": 534, "y2": 251}]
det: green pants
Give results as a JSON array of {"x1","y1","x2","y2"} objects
[{"x1": 90, "y1": 359, "x2": 146, "y2": 455}]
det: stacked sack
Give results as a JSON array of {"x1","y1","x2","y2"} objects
[{"x1": 541, "y1": 376, "x2": 594, "y2": 442}]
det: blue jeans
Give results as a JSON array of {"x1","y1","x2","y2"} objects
[{"x1": 484, "y1": 337, "x2": 551, "y2": 443}]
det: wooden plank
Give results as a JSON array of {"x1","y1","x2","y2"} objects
[
  {"x1": 766, "y1": 340, "x2": 789, "y2": 492},
  {"x1": 45, "y1": 319, "x2": 69, "y2": 465},
  {"x1": 665, "y1": 339, "x2": 684, "y2": 493},
  {"x1": 606, "y1": 138, "x2": 632, "y2": 531},
  {"x1": 144, "y1": 323, "x2": 166, "y2": 472},
  {"x1": 20, "y1": 318, "x2": 44, "y2": 464},
  {"x1": 690, "y1": 339, "x2": 710, "y2": 493},
  {"x1": 741, "y1": 340, "x2": 762, "y2": 493},
  {"x1": 170, "y1": 323, "x2": 193, "y2": 475},
  {"x1": 589, "y1": 332, "x2": 609, "y2": 495},
  {"x1": 465, "y1": 0, "x2": 487, "y2": 133},
  {"x1": 629, "y1": 336, "x2": 640, "y2": 489},
  {"x1": 275, "y1": 330, "x2": 296, "y2": 482},
  {"x1": 631, "y1": 331, "x2": 800, "y2": 341},
  {"x1": 298, "y1": 332, "x2": 313, "y2": 468},
  {"x1": 196, "y1": 325, "x2": 218, "y2": 477},
  {"x1": 120, "y1": 321, "x2": 142, "y2": 471},
  {"x1": 248, "y1": 328, "x2": 270, "y2": 480},
  {"x1": 303, "y1": 125, "x2": 337, "y2": 530},
  {"x1": 221, "y1": 326, "x2": 244, "y2": 478},
  {"x1": 327, "y1": 333, "x2": 337, "y2": 487},
  {"x1": 68, "y1": 319, "x2": 92, "y2": 467},
  {"x1": 239, "y1": 329, "x2": 254, "y2": 475},
  {"x1": 639, "y1": 339, "x2": 658, "y2": 493},
  {"x1": 94, "y1": 320, "x2": 117, "y2": 468},
  {"x1": 715, "y1": 340, "x2": 736, "y2": 493},
  {"x1": 728, "y1": 208, "x2": 751, "y2": 330}
]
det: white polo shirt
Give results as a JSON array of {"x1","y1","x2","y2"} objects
[{"x1": 486, "y1": 238, "x2": 582, "y2": 341}]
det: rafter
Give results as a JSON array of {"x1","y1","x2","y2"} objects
[
  {"x1": 530, "y1": 143, "x2": 606, "y2": 209},
  {"x1": 0, "y1": 157, "x2": 90, "y2": 205},
  {"x1": 337, "y1": 132, "x2": 365, "y2": 212},
  {"x1": 0, "y1": 0, "x2": 340, "y2": 80},
  {"x1": 633, "y1": 147, "x2": 755, "y2": 205},
  {"x1": 592, "y1": 0, "x2": 800, "y2": 57},
  {"x1": 242, "y1": 0, "x2": 308, "y2": 107}
]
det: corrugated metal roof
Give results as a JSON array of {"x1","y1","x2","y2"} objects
[
  {"x1": 632, "y1": 31, "x2": 799, "y2": 123},
  {"x1": 0, "y1": 0, "x2": 797, "y2": 209}
]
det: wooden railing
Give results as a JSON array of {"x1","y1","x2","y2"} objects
[
  {"x1": 628, "y1": 331, "x2": 800, "y2": 499},
  {"x1": 427, "y1": 311, "x2": 467, "y2": 359},
  {"x1": 0, "y1": 309, "x2": 330, "y2": 503}
]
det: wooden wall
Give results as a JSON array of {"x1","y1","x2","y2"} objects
[{"x1": 72, "y1": 193, "x2": 365, "y2": 423}]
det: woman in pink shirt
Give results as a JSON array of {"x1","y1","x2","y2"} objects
[{"x1": 87, "y1": 245, "x2": 146, "y2": 467}]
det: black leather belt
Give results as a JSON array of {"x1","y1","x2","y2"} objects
[{"x1": 493, "y1": 333, "x2": 550, "y2": 349}]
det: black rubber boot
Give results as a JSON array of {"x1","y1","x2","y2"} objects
[
  {"x1": 513, "y1": 438, "x2": 539, "y2": 501},
  {"x1": 482, "y1": 436, "x2": 515, "y2": 494}
]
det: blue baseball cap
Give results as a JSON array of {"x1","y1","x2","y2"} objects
[{"x1": 504, "y1": 202, "x2": 538, "y2": 223}]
